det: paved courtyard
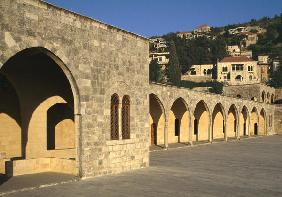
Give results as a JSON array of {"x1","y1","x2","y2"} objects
[{"x1": 3, "y1": 136, "x2": 282, "y2": 197}]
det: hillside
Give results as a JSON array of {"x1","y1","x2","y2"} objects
[{"x1": 152, "y1": 14, "x2": 282, "y2": 74}]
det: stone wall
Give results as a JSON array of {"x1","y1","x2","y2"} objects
[
  {"x1": 0, "y1": 0, "x2": 149, "y2": 178},
  {"x1": 223, "y1": 83, "x2": 275, "y2": 103},
  {"x1": 275, "y1": 105, "x2": 282, "y2": 135}
]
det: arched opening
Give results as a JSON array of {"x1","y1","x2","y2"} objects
[
  {"x1": 261, "y1": 91, "x2": 265, "y2": 103},
  {"x1": 271, "y1": 94, "x2": 275, "y2": 104},
  {"x1": 227, "y1": 104, "x2": 238, "y2": 138},
  {"x1": 149, "y1": 94, "x2": 165, "y2": 146},
  {"x1": 193, "y1": 101, "x2": 210, "y2": 142},
  {"x1": 259, "y1": 109, "x2": 266, "y2": 135},
  {"x1": 250, "y1": 107, "x2": 259, "y2": 136},
  {"x1": 0, "y1": 48, "x2": 78, "y2": 176},
  {"x1": 237, "y1": 94, "x2": 242, "y2": 98},
  {"x1": 235, "y1": 75, "x2": 243, "y2": 81},
  {"x1": 212, "y1": 103, "x2": 225, "y2": 140},
  {"x1": 168, "y1": 98, "x2": 190, "y2": 144},
  {"x1": 239, "y1": 106, "x2": 249, "y2": 137},
  {"x1": 266, "y1": 93, "x2": 270, "y2": 104}
]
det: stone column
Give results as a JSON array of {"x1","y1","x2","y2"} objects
[
  {"x1": 224, "y1": 119, "x2": 228, "y2": 142},
  {"x1": 236, "y1": 117, "x2": 240, "y2": 140},
  {"x1": 189, "y1": 116, "x2": 193, "y2": 146},
  {"x1": 209, "y1": 115, "x2": 212, "y2": 143},
  {"x1": 164, "y1": 118, "x2": 168, "y2": 149}
]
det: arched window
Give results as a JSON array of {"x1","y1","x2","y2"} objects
[
  {"x1": 122, "y1": 95, "x2": 130, "y2": 139},
  {"x1": 235, "y1": 75, "x2": 242, "y2": 81},
  {"x1": 111, "y1": 94, "x2": 119, "y2": 140}
]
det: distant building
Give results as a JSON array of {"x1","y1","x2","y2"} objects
[
  {"x1": 149, "y1": 52, "x2": 170, "y2": 69},
  {"x1": 182, "y1": 64, "x2": 214, "y2": 82},
  {"x1": 176, "y1": 32, "x2": 193, "y2": 39},
  {"x1": 258, "y1": 55, "x2": 269, "y2": 64},
  {"x1": 217, "y1": 56, "x2": 260, "y2": 85},
  {"x1": 228, "y1": 26, "x2": 247, "y2": 35},
  {"x1": 257, "y1": 55, "x2": 270, "y2": 83},
  {"x1": 241, "y1": 32, "x2": 258, "y2": 47},
  {"x1": 193, "y1": 24, "x2": 211, "y2": 34},
  {"x1": 272, "y1": 58, "x2": 281, "y2": 72},
  {"x1": 245, "y1": 26, "x2": 267, "y2": 34},
  {"x1": 149, "y1": 38, "x2": 170, "y2": 70},
  {"x1": 227, "y1": 45, "x2": 252, "y2": 58}
]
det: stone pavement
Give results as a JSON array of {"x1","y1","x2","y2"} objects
[
  {"x1": 3, "y1": 136, "x2": 282, "y2": 197},
  {"x1": 0, "y1": 172, "x2": 76, "y2": 195}
]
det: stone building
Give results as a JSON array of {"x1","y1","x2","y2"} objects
[
  {"x1": 217, "y1": 56, "x2": 260, "y2": 85},
  {"x1": 257, "y1": 55, "x2": 270, "y2": 83},
  {"x1": 182, "y1": 64, "x2": 214, "y2": 82},
  {"x1": 149, "y1": 38, "x2": 169, "y2": 69},
  {"x1": 0, "y1": 0, "x2": 278, "y2": 180},
  {"x1": 227, "y1": 45, "x2": 252, "y2": 58}
]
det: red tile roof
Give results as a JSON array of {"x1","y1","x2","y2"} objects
[{"x1": 219, "y1": 56, "x2": 254, "y2": 63}]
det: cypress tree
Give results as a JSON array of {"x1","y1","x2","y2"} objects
[
  {"x1": 149, "y1": 59, "x2": 164, "y2": 83},
  {"x1": 166, "y1": 41, "x2": 181, "y2": 86}
]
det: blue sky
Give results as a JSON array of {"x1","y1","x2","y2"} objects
[{"x1": 44, "y1": 0, "x2": 282, "y2": 37}]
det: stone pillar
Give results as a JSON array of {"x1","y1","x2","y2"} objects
[
  {"x1": 75, "y1": 113, "x2": 82, "y2": 177},
  {"x1": 236, "y1": 117, "x2": 240, "y2": 140},
  {"x1": 189, "y1": 116, "x2": 193, "y2": 146},
  {"x1": 164, "y1": 118, "x2": 168, "y2": 149},
  {"x1": 224, "y1": 119, "x2": 228, "y2": 142},
  {"x1": 209, "y1": 115, "x2": 212, "y2": 143}
]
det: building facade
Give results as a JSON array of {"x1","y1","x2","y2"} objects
[{"x1": 217, "y1": 56, "x2": 260, "y2": 85}]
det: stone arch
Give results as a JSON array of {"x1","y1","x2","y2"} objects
[
  {"x1": 0, "y1": 47, "x2": 81, "y2": 176},
  {"x1": 193, "y1": 100, "x2": 210, "y2": 142},
  {"x1": 212, "y1": 103, "x2": 226, "y2": 140},
  {"x1": 168, "y1": 97, "x2": 190, "y2": 144},
  {"x1": 259, "y1": 109, "x2": 266, "y2": 135},
  {"x1": 261, "y1": 91, "x2": 266, "y2": 103},
  {"x1": 149, "y1": 94, "x2": 166, "y2": 146},
  {"x1": 227, "y1": 104, "x2": 238, "y2": 138},
  {"x1": 250, "y1": 107, "x2": 259, "y2": 136},
  {"x1": 239, "y1": 106, "x2": 249, "y2": 137}
]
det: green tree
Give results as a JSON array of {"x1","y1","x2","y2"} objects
[
  {"x1": 149, "y1": 59, "x2": 163, "y2": 83},
  {"x1": 166, "y1": 41, "x2": 181, "y2": 86},
  {"x1": 269, "y1": 63, "x2": 282, "y2": 87}
]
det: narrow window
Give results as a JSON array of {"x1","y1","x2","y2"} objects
[
  {"x1": 122, "y1": 95, "x2": 130, "y2": 139},
  {"x1": 111, "y1": 94, "x2": 119, "y2": 140}
]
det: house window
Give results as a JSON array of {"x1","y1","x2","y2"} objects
[
  {"x1": 248, "y1": 66, "x2": 253, "y2": 72},
  {"x1": 111, "y1": 94, "x2": 119, "y2": 140},
  {"x1": 122, "y1": 95, "x2": 130, "y2": 139},
  {"x1": 232, "y1": 64, "x2": 244, "y2": 71}
]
